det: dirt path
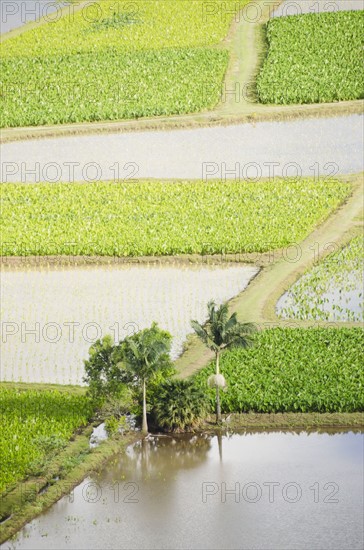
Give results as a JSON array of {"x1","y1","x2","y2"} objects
[{"x1": 176, "y1": 173, "x2": 364, "y2": 377}]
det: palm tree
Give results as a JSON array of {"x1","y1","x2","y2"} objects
[
  {"x1": 120, "y1": 323, "x2": 172, "y2": 434},
  {"x1": 191, "y1": 301, "x2": 256, "y2": 423}
]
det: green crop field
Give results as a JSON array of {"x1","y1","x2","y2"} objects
[
  {"x1": 194, "y1": 328, "x2": 364, "y2": 413},
  {"x1": 278, "y1": 236, "x2": 364, "y2": 322},
  {"x1": 0, "y1": 0, "x2": 248, "y2": 127},
  {"x1": 0, "y1": 388, "x2": 94, "y2": 494},
  {"x1": 0, "y1": 179, "x2": 350, "y2": 256},
  {"x1": 257, "y1": 11, "x2": 364, "y2": 104}
]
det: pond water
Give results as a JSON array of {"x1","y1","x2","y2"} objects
[
  {"x1": 0, "y1": 262, "x2": 258, "y2": 385},
  {"x1": 3, "y1": 430, "x2": 363, "y2": 550},
  {"x1": 0, "y1": 1, "x2": 68, "y2": 34}
]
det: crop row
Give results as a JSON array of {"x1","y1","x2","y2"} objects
[
  {"x1": 0, "y1": 388, "x2": 94, "y2": 494},
  {"x1": 278, "y1": 236, "x2": 364, "y2": 322},
  {"x1": 257, "y1": 11, "x2": 364, "y2": 104},
  {"x1": 194, "y1": 328, "x2": 364, "y2": 413},
  {"x1": 1, "y1": 1, "x2": 247, "y2": 58},
  {"x1": 0, "y1": 179, "x2": 350, "y2": 256},
  {"x1": 1, "y1": 48, "x2": 227, "y2": 127},
  {"x1": 0, "y1": 0, "x2": 248, "y2": 127}
]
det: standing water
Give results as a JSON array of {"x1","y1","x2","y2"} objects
[
  {"x1": 0, "y1": 262, "x2": 258, "y2": 384},
  {"x1": 3, "y1": 431, "x2": 363, "y2": 550}
]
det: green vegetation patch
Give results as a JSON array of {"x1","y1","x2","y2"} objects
[
  {"x1": 278, "y1": 236, "x2": 364, "y2": 322},
  {"x1": 0, "y1": 388, "x2": 94, "y2": 494},
  {"x1": 0, "y1": 0, "x2": 248, "y2": 127},
  {"x1": 1, "y1": 49, "x2": 227, "y2": 127},
  {"x1": 194, "y1": 328, "x2": 364, "y2": 413},
  {"x1": 257, "y1": 11, "x2": 364, "y2": 104},
  {"x1": 1, "y1": 179, "x2": 350, "y2": 256}
]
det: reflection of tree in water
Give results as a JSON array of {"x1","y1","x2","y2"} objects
[{"x1": 96, "y1": 434, "x2": 212, "y2": 485}]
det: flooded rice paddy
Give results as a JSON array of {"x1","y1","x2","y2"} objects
[
  {"x1": 1, "y1": 115, "x2": 363, "y2": 182},
  {"x1": 0, "y1": 262, "x2": 258, "y2": 385},
  {"x1": 3, "y1": 430, "x2": 363, "y2": 550}
]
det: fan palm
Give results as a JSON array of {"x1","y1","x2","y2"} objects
[
  {"x1": 191, "y1": 301, "x2": 256, "y2": 423},
  {"x1": 153, "y1": 379, "x2": 207, "y2": 432}
]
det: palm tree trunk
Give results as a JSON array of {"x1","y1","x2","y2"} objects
[
  {"x1": 215, "y1": 351, "x2": 221, "y2": 424},
  {"x1": 216, "y1": 385, "x2": 221, "y2": 424},
  {"x1": 142, "y1": 379, "x2": 148, "y2": 434}
]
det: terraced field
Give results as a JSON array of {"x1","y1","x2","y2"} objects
[
  {"x1": 194, "y1": 327, "x2": 364, "y2": 413},
  {"x1": 277, "y1": 236, "x2": 364, "y2": 322},
  {"x1": 0, "y1": 0, "x2": 248, "y2": 127},
  {"x1": 0, "y1": 387, "x2": 93, "y2": 494},
  {"x1": 257, "y1": 10, "x2": 364, "y2": 104},
  {"x1": 1, "y1": 179, "x2": 351, "y2": 256}
]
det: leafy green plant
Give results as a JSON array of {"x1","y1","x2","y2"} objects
[
  {"x1": 1, "y1": 179, "x2": 350, "y2": 256},
  {"x1": 83, "y1": 335, "x2": 127, "y2": 399},
  {"x1": 278, "y1": 236, "x2": 364, "y2": 321},
  {"x1": 194, "y1": 328, "x2": 364, "y2": 413},
  {"x1": 0, "y1": 388, "x2": 95, "y2": 494},
  {"x1": 0, "y1": 0, "x2": 249, "y2": 127},
  {"x1": 257, "y1": 11, "x2": 364, "y2": 104},
  {"x1": 88, "y1": 11, "x2": 141, "y2": 32},
  {"x1": 153, "y1": 379, "x2": 208, "y2": 432}
]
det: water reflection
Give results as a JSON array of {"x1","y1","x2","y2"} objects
[{"x1": 5, "y1": 430, "x2": 363, "y2": 550}]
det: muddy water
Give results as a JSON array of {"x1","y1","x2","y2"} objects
[
  {"x1": 0, "y1": 1, "x2": 68, "y2": 34},
  {"x1": 1, "y1": 115, "x2": 363, "y2": 182},
  {"x1": 0, "y1": 263, "x2": 258, "y2": 385},
  {"x1": 4, "y1": 431, "x2": 363, "y2": 550}
]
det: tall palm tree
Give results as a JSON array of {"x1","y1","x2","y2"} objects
[
  {"x1": 120, "y1": 323, "x2": 172, "y2": 434},
  {"x1": 191, "y1": 301, "x2": 256, "y2": 423}
]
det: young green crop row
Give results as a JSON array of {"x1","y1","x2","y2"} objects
[
  {"x1": 194, "y1": 328, "x2": 364, "y2": 413},
  {"x1": 1, "y1": 179, "x2": 350, "y2": 256},
  {"x1": 1, "y1": 1, "x2": 247, "y2": 58},
  {"x1": 257, "y1": 11, "x2": 364, "y2": 104},
  {"x1": 0, "y1": 388, "x2": 94, "y2": 494},
  {"x1": 0, "y1": 0, "x2": 248, "y2": 127},
  {"x1": 278, "y1": 236, "x2": 364, "y2": 322},
  {"x1": 1, "y1": 49, "x2": 227, "y2": 127}
]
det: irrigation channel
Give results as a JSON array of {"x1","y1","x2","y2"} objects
[
  {"x1": 2, "y1": 431, "x2": 363, "y2": 550},
  {"x1": 0, "y1": 0, "x2": 363, "y2": 548}
]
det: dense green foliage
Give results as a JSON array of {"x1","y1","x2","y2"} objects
[
  {"x1": 0, "y1": 0, "x2": 248, "y2": 127},
  {"x1": 84, "y1": 326, "x2": 175, "y2": 433},
  {"x1": 0, "y1": 388, "x2": 94, "y2": 494},
  {"x1": 194, "y1": 328, "x2": 364, "y2": 413},
  {"x1": 152, "y1": 379, "x2": 208, "y2": 432},
  {"x1": 1, "y1": 49, "x2": 227, "y2": 127},
  {"x1": 278, "y1": 236, "x2": 364, "y2": 321},
  {"x1": 257, "y1": 11, "x2": 364, "y2": 104},
  {"x1": 1, "y1": 179, "x2": 350, "y2": 256}
]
